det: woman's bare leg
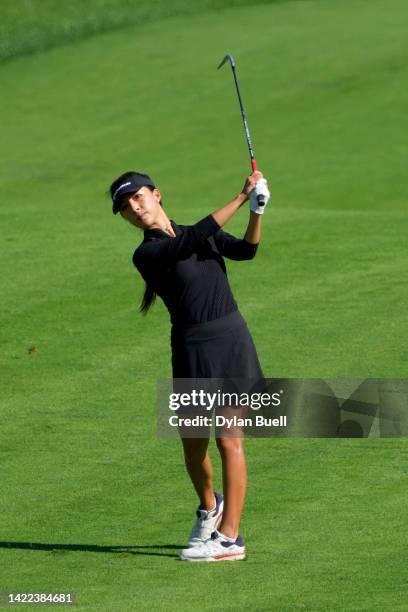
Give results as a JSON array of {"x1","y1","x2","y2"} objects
[
  {"x1": 215, "y1": 412, "x2": 247, "y2": 539},
  {"x1": 181, "y1": 437, "x2": 215, "y2": 510}
]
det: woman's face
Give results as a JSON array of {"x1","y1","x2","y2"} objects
[{"x1": 119, "y1": 187, "x2": 161, "y2": 228}]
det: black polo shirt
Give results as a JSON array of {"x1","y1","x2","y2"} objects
[{"x1": 132, "y1": 214, "x2": 258, "y2": 327}]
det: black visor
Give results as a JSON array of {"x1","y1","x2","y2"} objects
[{"x1": 112, "y1": 174, "x2": 156, "y2": 214}]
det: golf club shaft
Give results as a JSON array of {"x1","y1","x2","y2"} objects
[{"x1": 224, "y1": 57, "x2": 265, "y2": 206}]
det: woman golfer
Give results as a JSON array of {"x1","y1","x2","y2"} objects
[{"x1": 109, "y1": 170, "x2": 270, "y2": 561}]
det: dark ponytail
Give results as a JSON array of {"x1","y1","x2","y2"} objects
[
  {"x1": 108, "y1": 171, "x2": 163, "y2": 316},
  {"x1": 140, "y1": 283, "x2": 157, "y2": 314}
]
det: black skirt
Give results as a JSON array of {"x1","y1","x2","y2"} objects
[{"x1": 170, "y1": 309, "x2": 264, "y2": 380}]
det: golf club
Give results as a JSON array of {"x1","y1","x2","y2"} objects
[{"x1": 218, "y1": 54, "x2": 266, "y2": 206}]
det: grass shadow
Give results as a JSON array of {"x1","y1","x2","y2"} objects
[{"x1": 0, "y1": 540, "x2": 182, "y2": 558}]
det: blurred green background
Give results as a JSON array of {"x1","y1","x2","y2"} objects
[{"x1": 1, "y1": 0, "x2": 407, "y2": 610}]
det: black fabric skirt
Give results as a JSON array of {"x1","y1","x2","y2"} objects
[{"x1": 170, "y1": 309, "x2": 264, "y2": 380}]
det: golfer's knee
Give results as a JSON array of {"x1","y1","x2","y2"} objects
[{"x1": 216, "y1": 436, "x2": 244, "y2": 456}]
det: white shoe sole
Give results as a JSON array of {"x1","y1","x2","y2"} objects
[{"x1": 180, "y1": 551, "x2": 246, "y2": 562}]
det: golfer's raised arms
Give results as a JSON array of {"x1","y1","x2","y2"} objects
[
  {"x1": 132, "y1": 169, "x2": 268, "y2": 269},
  {"x1": 210, "y1": 170, "x2": 264, "y2": 228},
  {"x1": 110, "y1": 169, "x2": 271, "y2": 323},
  {"x1": 210, "y1": 170, "x2": 270, "y2": 246}
]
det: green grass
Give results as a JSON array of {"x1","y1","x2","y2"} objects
[
  {"x1": 1, "y1": 0, "x2": 407, "y2": 609},
  {"x1": 0, "y1": 0, "x2": 278, "y2": 63}
]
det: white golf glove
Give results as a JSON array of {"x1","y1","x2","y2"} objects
[{"x1": 249, "y1": 178, "x2": 270, "y2": 215}]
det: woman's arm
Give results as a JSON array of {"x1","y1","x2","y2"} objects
[
  {"x1": 244, "y1": 210, "x2": 262, "y2": 245},
  {"x1": 211, "y1": 171, "x2": 264, "y2": 257},
  {"x1": 213, "y1": 227, "x2": 259, "y2": 260},
  {"x1": 210, "y1": 170, "x2": 263, "y2": 228},
  {"x1": 210, "y1": 192, "x2": 248, "y2": 227},
  {"x1": 212, "y1": 207, "x2": 261, "y2": 261}
]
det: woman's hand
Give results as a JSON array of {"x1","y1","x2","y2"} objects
[{"x1": 241, "y1": 170, "x2": 264, "y2": 200}]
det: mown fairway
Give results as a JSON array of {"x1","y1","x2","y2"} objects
[{"x1": 1, "y1": 0, "x2": 407, "y2": 610}]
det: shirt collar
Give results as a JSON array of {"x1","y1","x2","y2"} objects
[{"x1": 143, "y1": 219, "x2": 181, "y2": 241}]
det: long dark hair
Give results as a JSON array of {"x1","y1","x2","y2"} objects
[{"x1": 109, "y1": 171, "x2": 163, "y2": 315}]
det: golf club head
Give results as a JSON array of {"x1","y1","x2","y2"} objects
[{"x1": 217, "y1": 54, "x2": 235, "y2": 70}]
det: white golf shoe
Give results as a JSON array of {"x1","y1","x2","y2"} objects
[
  {"x1": 187, "y1": 492, "x2": 224, "y2": 547},
  {"x1": 180, "y1": 529, "x2": 246, "y2": 562}
]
